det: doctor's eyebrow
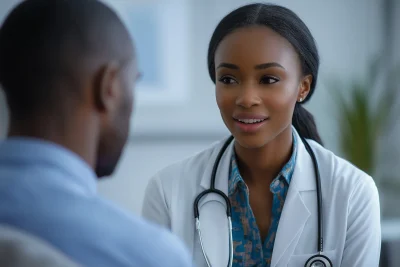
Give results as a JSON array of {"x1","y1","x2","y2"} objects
[
  {"x1": 217, "y1": 63, "x2": 239, "y2": 70},
  {"x1": 216, "y1": 62, "x2": 285, "y2": 70}
]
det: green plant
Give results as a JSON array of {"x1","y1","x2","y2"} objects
[{"x1": 329, "y1": 59, "x2": 400, "y2": 178}]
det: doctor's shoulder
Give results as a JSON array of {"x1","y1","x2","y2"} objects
[
  {"x1": 308, "y1": 139, "x2": 379, "y2": 197},
  {"x1": 141, "y1": 138, "x2": 225, "y2": 224},
  {"x1": 154, "y1": 138, "x2": 224, "y2": 181},
  {"x1": 307, "y1": 139, "x2": 380, "y2": 224}
]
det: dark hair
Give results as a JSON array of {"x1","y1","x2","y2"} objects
[
  {"x1": 207, "y1": 3, "x2": 323, "y2": 145},
  {"x1": 0, "y1": 0, "x2": 128, "y2": 120}
]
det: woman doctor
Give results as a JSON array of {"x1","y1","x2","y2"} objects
[{"x1": 142, "y1": 3, "x2": 381, "y2": 267}]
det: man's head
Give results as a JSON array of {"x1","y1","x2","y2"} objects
[{"x1": 0, "y1": 0, "x2": 139, "y2": 177}]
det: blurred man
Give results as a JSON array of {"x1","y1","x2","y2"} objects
[{"x1": 0, "y1": 0, "x2": 193, "y2": 266}]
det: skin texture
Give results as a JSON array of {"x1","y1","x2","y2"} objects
[{"x1": 214, "y1": 25, "x2": 312, "y2": 241}]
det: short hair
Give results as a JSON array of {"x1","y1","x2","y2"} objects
[{"x1": 0, "y1": 0, "x2": 132, "y2": 119}]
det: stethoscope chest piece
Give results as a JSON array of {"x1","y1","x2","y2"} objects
[{"x1": 305, "y1": 254, "x2": 332, "y2": 267}]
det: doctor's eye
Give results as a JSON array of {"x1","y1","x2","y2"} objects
[
  {"x1": 260, "y1": 75, "x2": 279, "y2": 84},
  {"x1": 218, "y1": 76, "x2": 238, "y2": 85}
]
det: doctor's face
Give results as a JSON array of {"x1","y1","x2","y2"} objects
[{"x1": 214, "y1": 26, "x2": 310, "y2": 149}]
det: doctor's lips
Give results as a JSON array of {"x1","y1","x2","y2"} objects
[
  {"x1": 233, "y1": 114, "x2": 269, "y2": 133},
  {"x1": 233, "y1": 114, "x2": 269, "y2": 123}
]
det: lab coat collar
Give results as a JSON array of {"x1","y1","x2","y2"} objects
[
  {"x1": 291, "y1": 127, "x2": 317, "y2": 191},
  {"x1": 199, "y1": 136, "x2": 234, "y2": 193}
]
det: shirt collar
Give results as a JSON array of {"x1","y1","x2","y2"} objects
[
  {"x1": 0, "y1": 137, "x2": 97, "y2": 195},
  {"x1": 229, "y1": 130, "x2": 298, "y2": 194},
  {"x1": 280, "y1": 131, "x2": 297, "y2": 184}
]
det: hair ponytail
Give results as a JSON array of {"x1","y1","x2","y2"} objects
[{"x1": 292, "y1": 103, "x2": 324, "y2": 146}]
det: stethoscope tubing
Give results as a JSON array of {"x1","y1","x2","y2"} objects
[{"x1": 193, "y1": 135, "x2": 329, "y2": 267}]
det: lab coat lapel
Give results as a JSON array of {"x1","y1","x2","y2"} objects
[
  {"x1": 195, "y1": 137, "x2": 234, "y2": 267},
  {"x1": 271, "y1": 130, "x2": 316, "y2": 267},
  {"x1": 199, "y1": 136, "x2": 234, "y2": 193}
]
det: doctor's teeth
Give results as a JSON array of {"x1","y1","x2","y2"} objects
[{"x1": 238, "y1": 119, "x2": 264, "y2": 124}]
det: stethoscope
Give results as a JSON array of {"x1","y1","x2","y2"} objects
[{"x1": 193, "y1": 135, "x2": 333, "y2": 267}]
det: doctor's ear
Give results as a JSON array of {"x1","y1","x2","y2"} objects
[
  {"x1": 93, "y1": 62, "x2": 121, "y2": 113},
  {"x1": 297, "y1": 75, "x2": 312, "y2": 102}
]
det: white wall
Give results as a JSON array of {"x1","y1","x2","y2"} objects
[
  {"x1": 391, "y1": 0, "x2": 400, "y2": 64},
  {"x1": 0, "y1": 0, "x2": 395, "y2": 216},
  {"x1": 376, "y1": 0, "x2": 400, "y2": 188}
]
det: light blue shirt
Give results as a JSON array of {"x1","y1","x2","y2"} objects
[{"x1": 0, "y1": 137, "x2": 193, "y2": 267}]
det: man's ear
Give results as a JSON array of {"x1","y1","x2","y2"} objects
[
  {"x1": 298, "y1": 74, "x2": 312, "y2": 102},
  {"x1": 93, "y1": 62, "x2": 120, "y2": 112}
]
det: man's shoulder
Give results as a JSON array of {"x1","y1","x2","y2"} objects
[
  {"x1": 0, "y1": 193, "x2": 193, "y2": 267},
  {"x1": 31, "y1": 195, "x2": 194, "y2": 266},
  {"x1": 84, "y1": 197, "x2": 194, "y2": 267},
  {"x1": 132, "y1": 218, "x2": 194, "y2": 267}
]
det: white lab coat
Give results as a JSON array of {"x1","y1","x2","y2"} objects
[{"x1": 142, "y1": 129, "x2": 381, "y2": 267}]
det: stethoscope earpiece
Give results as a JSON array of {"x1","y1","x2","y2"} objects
[{"x1": 305, "y1": 254, "x2": 333, "y2": 267}]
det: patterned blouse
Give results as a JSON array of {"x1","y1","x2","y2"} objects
[{"x1": 228, "y1": 133, "x2": 298, "y2": 266}]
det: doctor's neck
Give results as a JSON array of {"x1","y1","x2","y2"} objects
[{"x1": 234, "y1": 126, "x2": 294, "y2": 186}]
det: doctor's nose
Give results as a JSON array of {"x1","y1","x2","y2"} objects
[{"x1": 235, "y1": 86, "x2": 261, "y2": 109}]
